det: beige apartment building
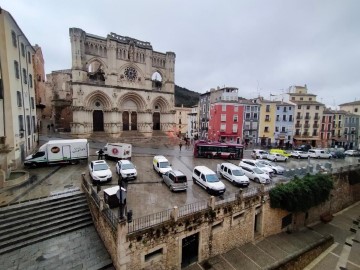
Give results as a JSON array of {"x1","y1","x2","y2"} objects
[
  {"x1": 174, "y1": 105, "x2": 191, "y2": 137},
  {"x1": 339, "y1": 100, "x2": 360, "y2": 116},
  {"x1": 288, "y1": 85, "x2": 325, "y2": 147},
  {"x1": 0, "y1": 8, "x2": 39, "y2": 178}
]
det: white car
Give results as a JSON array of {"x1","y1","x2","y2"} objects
[
  {"x1": 344, "y1": 150, "x2": 360, "y2": 156},
  {"x1": 116, "y1": 160, "x2": 137, "y2": 180},
  {"x1": 308, "y1": 149, "x2": 332, "y2": 159},
  {"x1": 88, "y1": 160, "x2": 112, "y2": 184},
  {"x1": 257, "y1": 160, "x2": 285, "y2": 174},
  {"x1": 239, "y1": 159, "x2": 274, "y2": 177},
  {"x1": 251, "y1": 149, "x2": 269, "y2": 159},
  {"x1": 267, "y1": 153, "x2": 288, "y2": 162},
  {"x1": 218, "y1": 163, "x2": 249, "y2": 187},
  {"x1": 239, "y1": 165, "x2": 271, "y2": 184},
  {"x1": 290, "y1": 150, "x2": 310, "y2": 159}
]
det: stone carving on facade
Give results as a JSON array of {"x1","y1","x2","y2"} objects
[{"x1": 69, "y1": 28, "x2": 175, "y2": 136}]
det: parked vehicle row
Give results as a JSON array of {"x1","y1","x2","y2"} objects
[{"x1": 251, "y1": 149, "x2": 289, "y2": 162}]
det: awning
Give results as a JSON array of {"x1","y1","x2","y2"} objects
[
  {"x1": 332, "y1": 138, "x2": 347, "y2": 142},
  {"x1": 293, "y1": 137, "x2": 321, "y2": 141}
]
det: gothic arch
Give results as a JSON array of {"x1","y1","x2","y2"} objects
[
  {"x1": 86, "y1": 57, "x2": 108, "y2": 72},
  {"x1": 117, "y1": 92, "x2": 147, "y2": 110},
  {"x1": 152, "y1": 96, "x2": 171, "y2": 112},
  {"x1": 83, "y1": 90, "x2": 112, "y2": 110}
]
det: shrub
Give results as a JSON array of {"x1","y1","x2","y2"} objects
[{"x1": 269, "y1": 173, "x2": 333, "y2": 212}]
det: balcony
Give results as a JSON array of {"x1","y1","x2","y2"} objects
[
  {"x1": 280, "y1": 130, "x2": 287, "y2": 134},
  {"x1": 305, "y1": 116, "x2": 311, "y2": 120},
  {"x1": 304, "y1": 124, "x2": 310, "y2": 128},
  {"x1": 295, "y1": 124, "x2": 302, "y2": 128},
  {"x1": 313, "y1": 124, "x2": 319, "y2": 128},
  {"x1": 351, "y1": 130, "x2": 356, "y2": 134},
  {"x1": 312, "y1": 132, "x2": 318, "y2": 136},
  {"x1": 296, "y1": 115, "x2": 302, "y2": 120},
  {"x1": 295, "y1": 132, "x2": 301, "y2": 136},
  {"x1": 265, "y1": 118, "x2": 271, "y2": 122},
  {"x1": 314, "y1": 116, "x2": 320, "y2": 120},
  {"x1": 303, "y1": 132, "x2": 309, "y2": 136}
]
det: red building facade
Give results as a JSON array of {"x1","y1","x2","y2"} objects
[{"x1": 208, "y1": 103, "x2": 244, "y2": 143}]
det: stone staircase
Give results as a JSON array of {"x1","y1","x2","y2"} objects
[
  {"x1": 0, "y1": 191, "x2": 93, "y2": 255},
  {"x1": 89, "y1": 130, "x2": 180, "y2": 147}
]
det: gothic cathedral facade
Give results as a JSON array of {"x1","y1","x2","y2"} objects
[{"x1": 69, "y1": 28, "x2": 176, "y2": 137}]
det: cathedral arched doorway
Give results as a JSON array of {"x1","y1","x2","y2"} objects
[
  {"x1": 93, "y1": 110, "x2": 104, "y2": 131},
  {"x1": 123, "y1": 112, "x2": 129, "y2": 131},
  {"x1": 131, "y1": 112, "x2": 137, "y2": 130},
  {"x1": 153, "y1": 112, "x2": 160, "y2": 130}
]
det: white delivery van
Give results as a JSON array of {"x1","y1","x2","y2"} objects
[
  {"x1": 192, "y1": 166, "x2": 226, "y2": 195},
  {"x1": 153, "y1": 156, "x2": 172, "y2": 175},
  {"x1": 103, "y1": 143, "x2": 132, "y2": 160},
  {"x1": 24, "y1": 139, "x2": 89, "y2": 167}
]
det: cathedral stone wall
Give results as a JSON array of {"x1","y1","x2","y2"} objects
[{"x1": 68, "y1": 28, "x2": 176, "y2": 137}]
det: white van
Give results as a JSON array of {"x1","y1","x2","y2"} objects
[
  {"x1": 192, "y1": 166, "x2": 226, "y2": 195},
  {"x1": 103, "y1": 143, "x2": 132, "y2": 160},
  {"x1": 218, "y1": 163, "x2": 249, "y2": 187},
  {"x1": 153, "y1": 156, "x2": 172, "y2": 175},
  {"x1": 308, "y1": 149, "x2": 332, "y2": 159},
  {"x1": 24, "y1": 139, "x2": 89, "y2": 167}
]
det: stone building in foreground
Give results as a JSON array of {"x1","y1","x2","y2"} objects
[{"x1": 68, "y1": 28, "x2": 176, "y2": 137}]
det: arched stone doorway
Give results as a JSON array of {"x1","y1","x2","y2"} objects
[
  {"x1": 153, "y1": 112, "x2": 160, "y2": 130},
  {"x1": 123, "y1": 112, "x2": 129, "y2": 131},
  {"x1": 131, "y1": 112, "x2": 137, "y2": 130},
  {"x1": 93, "y1": 110, "x2": 104, "y2": 131}
]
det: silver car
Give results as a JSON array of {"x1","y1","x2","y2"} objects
[
  {"x1": 162, "y1": 170, "x2": 187, "y2": 192},
  {"x1": 257, "y1": 160, "x2": 285, "y2": 174}
]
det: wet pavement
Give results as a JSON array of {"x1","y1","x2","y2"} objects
[{"x1": 1, "y1": 130, "x2": 359, "y2": 269}]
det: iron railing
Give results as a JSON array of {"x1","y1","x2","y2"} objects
[
  {"x1": 178, "y1": 201, "x2": 208, "y2": 218},
  {"x1": 103, "y1": 207, "x2": 117, "y2": 231},
  {"x1": 128, "y1": 208, "x2": 172, "y2": 233},
  {"x1": 215, "y1": 193, "x2": 237, "y2": 206}
]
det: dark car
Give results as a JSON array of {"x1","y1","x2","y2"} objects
[
  {"x1": 330, "y1": 150, "x2": 345, "y2": 159},
  {"x1": 294, "y1": 144, "x2": 312, "y2": 152}
]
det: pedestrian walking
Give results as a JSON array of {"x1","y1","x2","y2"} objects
[
  {"x1": 47, "y1": 124, "x2": 50, "y2": 131},
  {"x1": 98, "y1": 148, "x2": 104, "y2": 160},
  {"x1": 179, "y1": 142, "x2": 183, "y2": 151}
]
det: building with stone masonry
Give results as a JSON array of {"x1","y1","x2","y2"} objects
[
  {"x1": 0, "y1": 8, "x2": 38, "y2": 179},
  {"x1": 343, "y1": 112, "x2": 360, "y2": 150},
  {"x1": 45, "y1": 69, "x2": 72, "y2": 131},
  {"x1": 32, "y1": 45, "x2": 50, "y2": 128},
  {"x1": 68, "y1": 28, "x2": 176, "y2": 137}
]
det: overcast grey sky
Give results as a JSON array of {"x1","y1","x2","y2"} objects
[{"x1": 2, "y1": 0, "x2": 360, "y2": 107}]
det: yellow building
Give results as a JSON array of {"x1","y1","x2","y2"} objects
[
  {"x1": 257, "y1": 98, "x2": 277, "y2": 146},
  {"x1": 174, "y1": 105, "x2": 192, "y2": 137}
]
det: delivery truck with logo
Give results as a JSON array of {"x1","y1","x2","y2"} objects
[
  {"x1": 24, "y1": 139, "x2": 89, "y2": 167},
  {"x1": 102, "y1": 143, "x2": 132, "y2": 160}
]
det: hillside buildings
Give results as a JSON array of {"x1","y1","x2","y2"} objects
[{"x1": 0, "y1": 8, "x2": 40, "y2": 178}]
